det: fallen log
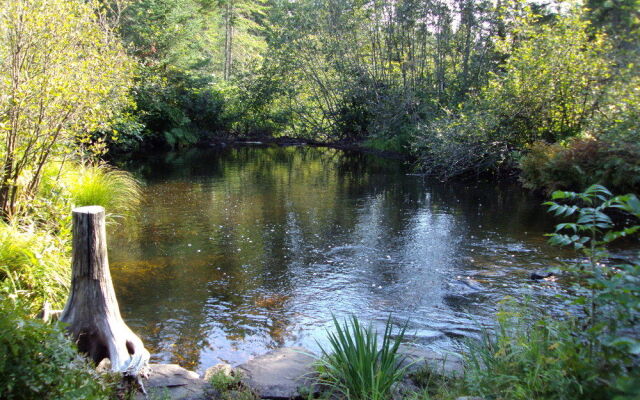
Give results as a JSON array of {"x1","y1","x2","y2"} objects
[{"x1": 60, "y1": 206, "x2": 149, "y2": 383}]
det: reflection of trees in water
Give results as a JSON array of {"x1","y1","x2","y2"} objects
[{"x1": 423, "y1": 179, "x2": 553, "y2": 237}]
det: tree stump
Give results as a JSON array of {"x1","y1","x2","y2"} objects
[{"x1": 60, "y1": 206, "x2": 149, "y2": 380}]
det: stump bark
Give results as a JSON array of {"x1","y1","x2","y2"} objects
[{"x1": 60, "y1": 206, "x2": 149, "y2": 378}]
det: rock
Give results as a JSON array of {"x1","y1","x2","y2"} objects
[
  {"x1": 530, "y1": 270, "x2": 555, "y2": 280},
  {"x1": 204, "y1": 363, "x2": 234, "y2": 381},
  {"x1": 236, "y1": 347, "x2": 319, "y2": 399},
  {"x1": 136, "y1": 364, "x2": 216, "y2": 400},
  {"x1": 398, "y1": 344, "x2": 464, "y2": 377},
  {"x1": 447, "y1": 278, "x2": 484, "y2": 294},
  {"x1": 391, "y1": 378, "x2": 421, "y2": 400}
]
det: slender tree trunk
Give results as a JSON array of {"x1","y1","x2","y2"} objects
[{"x1": 224, "y1": 1, "x2": 234, "y2": 80}]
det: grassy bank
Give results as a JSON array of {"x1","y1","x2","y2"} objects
[
  {"x1": 0, "y1": 162, "x2": 141, "y2": 312},
  {"x1": 0, "y1": 161, "x2": 142, "y2": 399}
]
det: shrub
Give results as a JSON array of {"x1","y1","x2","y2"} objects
[
  {"x1": 411, "y1": 108, "x2": 511, "y2": 179},
  {"x1": 411, "y1": 5, "x2": 613, "y2": 180},
  {"x1": 133, "y1": 69, "x2": 229, "y2": 148},
  {"x1": 519, "y1": 139, "x2": 640, "y2": 193},
  {"x1": 452, "y1": 185, "x2": 640, "y2": 400},
  {"x1": 316, "y1": 315, "x2": 408, "y2": 400},
  {"x1": 463, "y1": 302, "x2": 591, "y2": 400},
  {"x1": 407, "y1": 185, "x2": 640, "y2": 400},
  {"x1": 545, "y1": 185, "x2": 640, "y2": 387},
  {"x1": 0, "y1": 297, "x2": 113, "y2": 399}
]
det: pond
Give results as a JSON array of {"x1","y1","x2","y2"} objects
[{"x1": 109, "y1": 146, "x2": 568, "y2": 372}]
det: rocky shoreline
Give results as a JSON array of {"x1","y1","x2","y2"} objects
[{"x1": 137, "y1": 345, "x2": 469, "y2": 400}]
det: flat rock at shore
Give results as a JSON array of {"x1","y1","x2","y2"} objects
[
  {"x1": 236, "y1": 347, "x2": 318, "y2": 399},
  {"x1": 137, "y1": 364, "x2": 215, "y2": 400}
]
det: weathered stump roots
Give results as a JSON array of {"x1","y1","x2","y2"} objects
[{"x1": 60, "y1": 206, "x2": 150, "y2": 383}]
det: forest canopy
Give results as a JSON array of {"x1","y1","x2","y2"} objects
[
  {"x1": 2, "y1": 0, "x2": 639, "y2": 196},
  {"x1": 76, "y1": 0, "x2": 638, "y2": 193}
]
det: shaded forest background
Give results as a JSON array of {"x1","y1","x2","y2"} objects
[{"x1": 93, "y1": 0, "x2": 640, "y2": 193}]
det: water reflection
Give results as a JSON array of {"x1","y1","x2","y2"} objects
[{"x1": 109, "y1": 146, "x2": 567, "y2": 372}]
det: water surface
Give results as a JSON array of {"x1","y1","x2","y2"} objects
[{"x1": 109, "y1": 146, "x2": 567, "y2": 372}]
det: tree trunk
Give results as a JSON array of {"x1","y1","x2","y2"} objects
[
  {"x1": 223, "y1": 0, "x2": 234, "y2": 80},
  {"x1": 60, "y1": 206, "x2": 149, "y2": 379}
]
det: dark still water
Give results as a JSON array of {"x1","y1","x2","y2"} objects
[{"x1": 109, "y1": 146, "x2": 567, "y2": 372}]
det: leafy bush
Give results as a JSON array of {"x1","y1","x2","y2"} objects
[
  {"x1": 134, "y1": 69, "x2": 229, "y2": 148},
  {"x1": 316, "y1": 315, "x2": 408, "y2": 400},
  {"x1": 463, "y1": 302, "x2": 594, "y2": 400},
  {"x1": 519, "y1": 139, "x2": 640, "y2": 193},
  {"x1": 0, "y1": 0, "x2": 134, "y2": 218},
  {"x1": 545, "y1": 185, "x2": 640, "y2": 381},
  {"x1": 411, "y1": 5, "x2": 613, "y2": 180},
  {"x1": 92, "y1": 113, "x2": 147, "y2": 155},
  {"x1": 411, "y1": 108, "x2": 511, "y2": 179},
  {"x1": 0, "y1": 297, "x2": 113, "y2": 399},
  {"x1": 441, "y1": 185, "x2": 640, "y2": 400}
]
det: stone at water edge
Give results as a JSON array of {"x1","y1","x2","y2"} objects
[
  {"x1": 397, "y1": 344, "x2": 464, "y2": 376},
  {"x1": 136, "y1": 364, "x2": 216, "y2": 400},
  {"x1": 530, "y1": 270, "x2": 555, "y2": 280},
  {"x1": 236, "y1": 347, "x2": 319, "y2": 399},
  {"x1": 204, "y1": 363, "x2": 234, "y2": 381},
  {"x1": 391, "y1": 377, "x2": 421, "y2": 400}
]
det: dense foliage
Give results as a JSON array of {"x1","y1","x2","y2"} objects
[
  {"x1": 0, "y1": 0, "x2": 133, "y2": 218},
  {"x1": 0, "y1": 297, "x2": 113, "y2": 399},
  {"x1": 87, "y1": 0, "x2": 639, "y2": 193}
]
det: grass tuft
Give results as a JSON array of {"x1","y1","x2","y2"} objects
[
  {"x1": 316, "y1": 315, "x2": 408, "y2": 400},
  {"x1": 62, "y1": 164, "x2": 142, "y2": 216},
  {"x1": 208, "y1": 369, "x2": 256, "y2": 400},
  {"x1": 62, "y1": 162, "x2": 142, "y2": 220}
]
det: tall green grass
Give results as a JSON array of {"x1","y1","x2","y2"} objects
[
  {"x1": 1, "y1": 161, "x2": 143, "y2": 315},
  {"x1": 61, "y1": 162, "x2": 142, "y2": 219},
  {"x1": 0, "y1": 222, "x2": 69, "y2": 313},
  {"x1": 317, "y1": 315, "x2": 408, "y2": 400}
]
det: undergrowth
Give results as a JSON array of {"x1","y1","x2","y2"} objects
[
  {"x1": 0, "y1": 160, "x2": 142, "y2": 315},
  {"x1": 208, "y1": 369, "x2": 257, "y2": 400},
  {"x1": 0, "y1": 296, "x2": 116, "y2": 400}
]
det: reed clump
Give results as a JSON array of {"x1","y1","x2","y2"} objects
[{"x1": 316, "y1": 315, "x2": 408, "y2": 400}]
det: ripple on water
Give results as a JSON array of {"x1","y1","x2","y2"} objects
[{"x1": 109, "y1": 147, "x2": 571, "y2": 372}]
